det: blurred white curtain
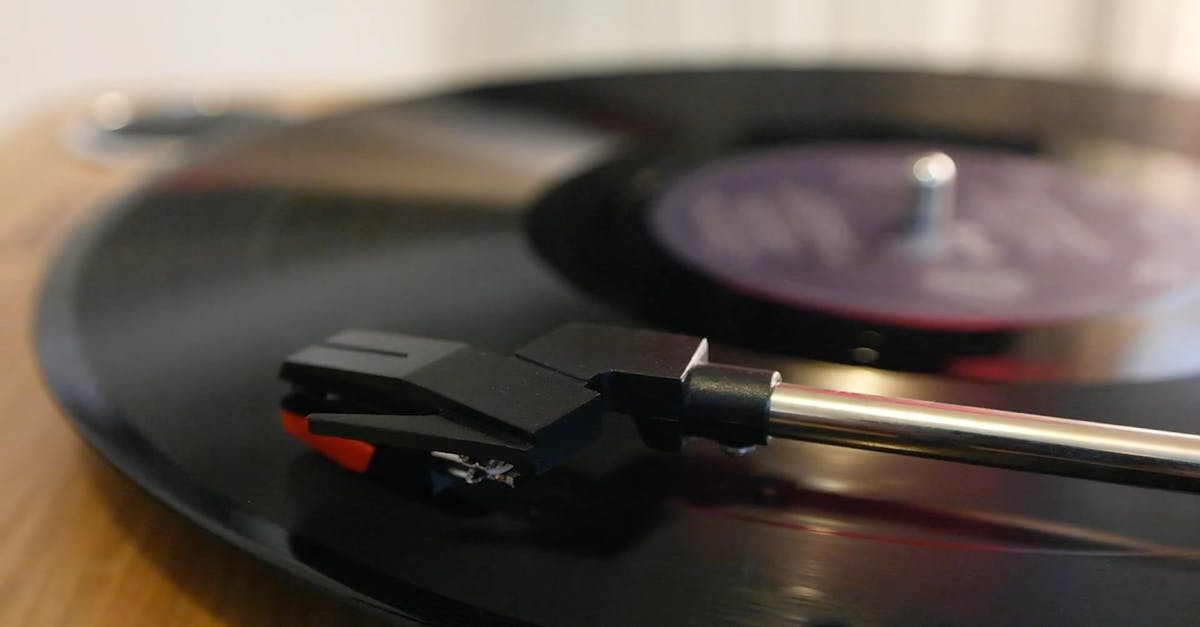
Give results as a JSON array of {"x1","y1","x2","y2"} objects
[{"x1": 2, "y1": 0, "x2": 1199, "y2": 130}]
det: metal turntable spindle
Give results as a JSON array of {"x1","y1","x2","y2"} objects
[{"x1": 903, "y1": 151, "x2": 956, "y2": 251}]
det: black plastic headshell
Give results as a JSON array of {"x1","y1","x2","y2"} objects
[{"x1": 279, "y1": 323, "x2": 779, "y2": 490}]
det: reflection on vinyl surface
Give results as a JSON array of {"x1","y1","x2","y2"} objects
[{"x1": 36, "y1": 70, "x2": 1200, "y2": 626}]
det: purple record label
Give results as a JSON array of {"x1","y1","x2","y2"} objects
[{"x1": 649, "y1": 143, "x2": 1200, "y2": 328}]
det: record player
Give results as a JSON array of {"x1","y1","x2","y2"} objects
[{"x1": 33, "y1": 68, "x2": 1200, "y2": 626}]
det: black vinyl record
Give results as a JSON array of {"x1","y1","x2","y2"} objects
[{"x1": 35, "y1": 70, "x2": 1200, "y2": 626}]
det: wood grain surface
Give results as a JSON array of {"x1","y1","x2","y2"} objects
[{"x1": 0, "y1": 98, "x2": 388, "y2": 627}]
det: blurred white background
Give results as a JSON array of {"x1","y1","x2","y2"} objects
[{"x1": 4, "y1": 0, "x2": 1200, "y2": 134}]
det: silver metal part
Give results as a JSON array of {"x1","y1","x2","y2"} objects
[
  {"x1": 446, "y1": 466, "x2": 485, "y2": 484},
  {"x1": 431, "y1": 451, "x2": 519, "y2": 486},
  {"x1": 720, "y1": 444, "x2": 758, "y2": 457},
  {"x1": 905, "y1": 151, "x2": 956, "y2": 244},
  {"x1": 767, "y1": 382, "x2": 1200, "y2": 491}
]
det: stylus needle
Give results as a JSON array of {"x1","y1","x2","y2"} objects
[{"x1": 766, "y1": 383, "x2": 1200, "y2": 491}]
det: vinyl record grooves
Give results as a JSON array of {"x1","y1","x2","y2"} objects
[{"x1": 34, "y1": 70, "x2": 1200, "y2": 626}]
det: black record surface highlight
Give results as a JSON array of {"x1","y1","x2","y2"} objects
[{"x1": 34, "y1": 70, "x2": 1200, "y2": 626}]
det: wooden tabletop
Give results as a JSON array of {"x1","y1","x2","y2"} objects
[{"x1": 0, "y1": 97, "x2": 388, "y2": 626}]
